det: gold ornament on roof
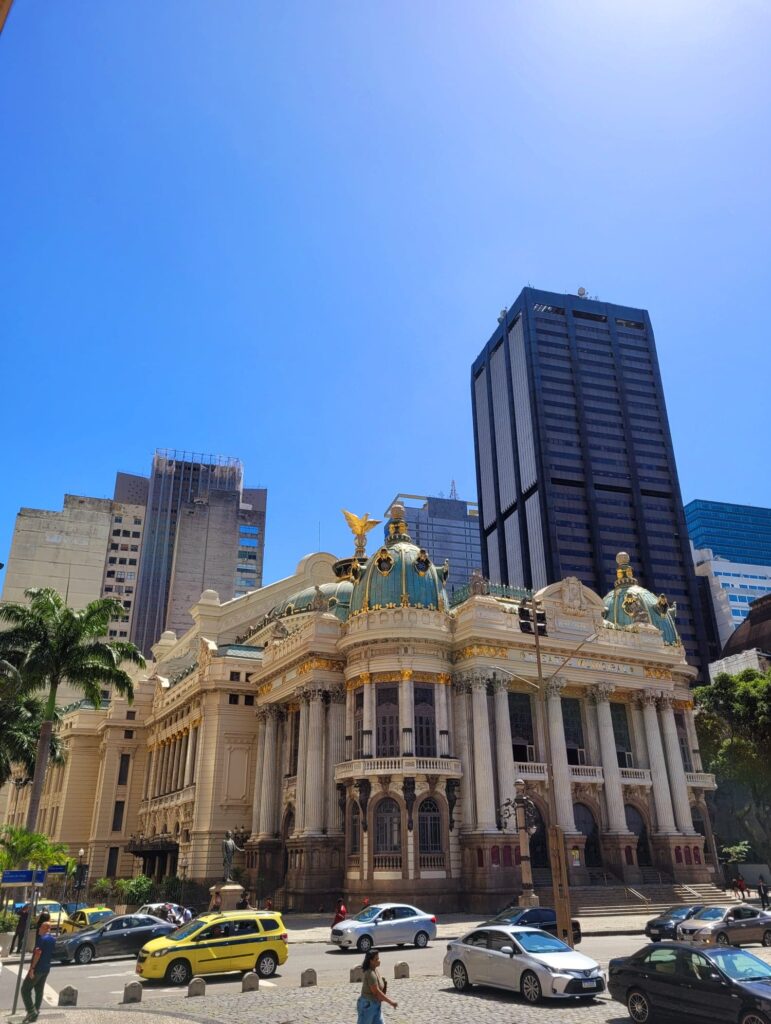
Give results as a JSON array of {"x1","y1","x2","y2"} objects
[{"x1": 342, "y1": 510, "x2": 382, "y2": 558}]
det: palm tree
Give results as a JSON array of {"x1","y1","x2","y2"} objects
[
  {"x1": 0, "y1": 825, "x2": 67, "y2": 872},
  {"x1": 0, "y1": 588, "x2": 145, "y2": 831},
  {"x1": 0, "y1": 660, "x2": 64, "y2": 788}
]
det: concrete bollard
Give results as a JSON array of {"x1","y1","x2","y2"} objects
[
  {"x1": 300, "y1": 968, "x2": 317, "y2": 987},
  {"x1": 242, "y1": 972, "x2": 260, "y2": 992},
  {"x1": 349, "y1": 966, "x2": 364, "y2": 983},
  {"x1": 58, "y1": 986, "x2": 78, "y2": 1007},
  {"x1": 122, "y1": 981, "x2": 143, "y2": 1004},
  {"x1": 394, "y1": 961, "x2": 410, "y2": 979},
  {"x1": 187, "y1": 977, "x2": 206, "y2": 997}
]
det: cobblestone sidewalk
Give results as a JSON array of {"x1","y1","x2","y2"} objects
[{"x1": 20, "y1": 979, "x2": 628, "y2": 1024}]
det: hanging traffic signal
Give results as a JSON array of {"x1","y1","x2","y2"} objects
[{"x1": 535, "y1": 606, "x2": 547, "y2": 636}]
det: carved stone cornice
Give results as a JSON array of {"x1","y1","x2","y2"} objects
[
  {"x1": 591, "y1": 683, "x2": 616, "y2": 704},
  {"x1": 296, "y1": 657, "x2": 345, "y2": 677},
  {"x1": 644, "y1": 665, "x2": 673, "y2": 680},
  {"x1": 657, "y1": 692, "x2": 674, "y2": 711},
  {"x1": 451, "y1": 676, "x2": 472, "y2": 696},
  {"x1": 470, "y1": 671, "x2": 488, "y2": 691},
  {"x1": 638, "y1": 689, "x2": 659, "y2": 709},
  {"x1": 452, "y1": 644, "x2": 509, "y2": 663},
  {"x1": 328, "y1": 684, "x2": 346, "y2": 705},
  {"x1": 544, "y1": 676, "x2": 567, "y2": 699}
]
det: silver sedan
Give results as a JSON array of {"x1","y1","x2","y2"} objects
[
  {"x1": 443, "y1": 925, "x2": 605, "y2": 1004},
  {"x1": 677, "y1": 904, "x2": 771, "y2": 947},
  {"x1": 330, "y1": 903, "x2": 437, "y2": 953}
]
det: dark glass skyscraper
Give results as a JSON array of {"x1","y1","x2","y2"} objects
[{"x1": 471, "y1": 286, "x2": 709, "y2": 676}]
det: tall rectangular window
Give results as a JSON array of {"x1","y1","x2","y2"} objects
[
  {"x1": 106, "y1": 847, "x2": 119, "y2": 877},
  {"x1": 610, "y1": 702, "x2": 634, "y2": 767},
  {"x1": 117, "y1": 753, "x2": 130, "y2": 786},
  {"x1": 508, "y1": 692, "x2": 534, "y2": 762},
  {"x1": 354, "y1": 691, "x2": 364, "y2": 759},
  {"x1": 376, "y1": 686, "x2": 400, "y2": 757},
  {"x1": 414, "y1": 686, "x2": 436, "y2": 758},
  {"x1": 561, "y1": 698, "x2": 586, "y2": 765},
  {"x1": 111, "y1": 800, "x2": 125, "y2": 832}
]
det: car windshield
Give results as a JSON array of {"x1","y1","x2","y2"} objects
[
  {"x1": 354, "y1": 906, "x2": 383, "y2": 922},
  {"x1": 693, "y1": 907, "x2": 727, "y2": 921},
  {"x1": 493, "y1": 909, "x2": 525, "y2": 922},
  {"x1": 168, "y1": 921, "x2": 204, "y2": 941},
  {"x1": 513, "y1": 930, "x2": 571, "y2": 954},
  {"x1": 664, "y1": 907, "x2": 692, "y2": 920},
  {"x1": 709, "y1": 948, "x2": 771, "y2": 981},
  {"x1": 90, "y1": 911, "x2": 113, "y2": 923}
]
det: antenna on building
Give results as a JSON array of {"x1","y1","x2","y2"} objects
[
  {"x1": 578, "y1": 287, "x2": 587, "y2": 297},
  {"x1": 449, "y1": 480, "x2": 459, "y2": 500}
]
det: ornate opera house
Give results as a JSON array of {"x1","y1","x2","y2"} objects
[{"x1": 5, "y1": 504, "x2": 718, "y2": 911}]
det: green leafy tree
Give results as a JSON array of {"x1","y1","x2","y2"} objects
[
  {"x1": 695, "y1": 667, "x2": 771, "y2": 862},
  {"x1": 0, "y1": 588, "x2": 145, "y2": 831},
  {"x1": 0, "y1": 660, "x2": 64, "y2": 787},
  {"x1": 0, "y1": 825, "x2": 68, "y2": 872}
]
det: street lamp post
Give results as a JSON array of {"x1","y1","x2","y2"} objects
[
  {"x1": 179, "y1": 856, "x2": 188, "y2": 909},
  {"x1": 499, "y1": 778, "x2": 540, "y2": 908},
  {"x1": 75, "y1": 848, "x2": 85, "y2": 906}
]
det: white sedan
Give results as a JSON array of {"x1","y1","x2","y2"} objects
[
  {"x1": 443, "y1": 925, "x2": 605, "y2": 1004},
  {"x1": 330, "y1": 902, "x2": 437, "y2": 953}
]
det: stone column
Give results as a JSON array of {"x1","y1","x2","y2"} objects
[
  {"x1": 294, "y1": 693, "x2": 310, "y2": 834},
  {"x1": 399, "y1": 669, "x2": 415, "y2": 756},
  {"x1": 345, "y1": 685, "x2": 354, "y2": 760},
  {"x1": 170, "y1": 737, "x2": 182, "y2": 791},
  {"x1": 659, "y1": 695, "x2": 695, "y2": 834},
  {"x1": 436, "y1": 675, "x2": 451, "y2": 756},
  {"x1": 304, "y1": 688, "x2": 326, "y2": 834},
  {"x1": 493, "y1": 678, "x2": 514, "y2": 815},
  {"x1": 164, "y1": 740, "x2": 174, "y2": 794},
  {"x1": 182, "y1": 729, "x2": 195, "y2": 787},
  {"x1": 545, "y1": 678, "x2": 576, "y2": 832},
  {"x1": 471, "y1": 673, "x2": 497, "y2": 830},
  {"x1": 189, "y1": 726, "x2": 200, "y2": 785},
  {"x1": 148, "y1": 746, "x2": 160, "y2": 798},
  {"x1": 177, "y1": 733, "x2": 188, "y2": 790},
  {"x1": 640, "y1": 690, "x2": 677, "y2": 833},
  {"x1": 363, "y1": 678, "x2": 376, "y2": 758},
  {"x1": 452, "y1": 679, "x2": 476, "y2": 829},
  {"x1": 157, "y1": 743, "x2": 168, "y2": 796},
  {"x1": 258, "y1": 708, "x2": 279, "y2": 838},
  {"x1": 325, "y1": 686, "x2": 346, "y2": 832},
  {"x1": 593, "y1": 685, "x2": 630, "y2": 833},
  {"x1": 250, "y1": 712, "x2": 267, "y2": 836}
]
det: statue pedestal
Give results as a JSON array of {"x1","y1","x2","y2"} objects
[{"x1": 210, "y1": 883, "x2": 245, "y2": 912}]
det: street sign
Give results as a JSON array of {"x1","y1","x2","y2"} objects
[
  {"x1": 1, "y1": 870, "x2": 34, "y2": 886},
  {"x1": 46, "y1": 865, "x2": 66, "y2": 874}
]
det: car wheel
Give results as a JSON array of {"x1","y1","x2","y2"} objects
[
  {"x1": 357, "y1": 934, "x2": 373, "y2": 954},
  {"x1": 414, "y1": 930, "x2": 429, "y2": 949},
  {"x1": 257, "y1": 951, "x2": 278, "y2": 977},
  {"x1": 762, "y1": 930, "x2": 771, "y2": 947},
  {"x1": 716, "y1": 931, "x2": 730, "y2": 946},
  {"x1": 520, "y1": 970, "x2": 542, "y2": 1004},
  {"x1": 74, "y1": 944, "x2": 94, "y2": 966},
  {"x1": 740, "y1": 1013, "x2": 771, "y2": 1024},
  {"x1": 165, "y1": 959, "x2": 192, "y2": 986},
  {"x1": 628, "y1": 988, "x2": 653, "y2": 1023},
  {"x1": 451, "y1": 960, "x2": 470, "y2": 991}
]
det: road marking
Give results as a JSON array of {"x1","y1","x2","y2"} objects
[
  {"x1": 2, "y1": 962, "x2": 59, "y2": 1007},
  {"x1": 87, "y1": 971, "x2": 136, "y2": 978}
]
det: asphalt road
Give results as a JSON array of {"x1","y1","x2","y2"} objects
[{"x1": 0, "y1": 934, "x2": 649, "y2": 1012}]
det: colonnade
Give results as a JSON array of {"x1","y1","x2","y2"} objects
[{"x1": 145, "y1": 723, "x2": 200, "y2": 800}]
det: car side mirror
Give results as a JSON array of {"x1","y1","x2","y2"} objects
[{"x1": 501, "y1": 946, "x2": 515, "y2": 957}]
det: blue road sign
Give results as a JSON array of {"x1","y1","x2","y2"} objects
[
  {"x1": 1, "y1": 870, "x2": 33, "y2": 885},
  {"x1": 46, "y1": 865, "x2": 66, "y2": 874},
  {"x1": 34, "y1": 870, "x2": 46, "y2": 884}
]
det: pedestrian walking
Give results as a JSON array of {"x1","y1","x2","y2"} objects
[
  {"x1": 209, "y1": 888, "x2": 222, "y2": 912},
  {"x1": 20, "y1": 920, "x2": 56, "y2": 1023},
  {"x1": 738, "y1": 875, "x2": 748, "y2": 899},
  {"x1": 10, "y1": 901, "x2": 31, "y2": 955},
  {"x1": 730, "y1": 877, "x2": 740, "y2": 899},
  {"x1": 758, "y1": 875, "x2": 769, "y2": 910},
  {"x1": 34, "y1": 908, "x2": 50, "y2": 932},
  {"x1": 356, "y1": 949, "x2": 397, "y2": 1024},
  {"x1": 332, "y1": 897, "x2": 347, "y2": 927},
  {"x1": 236, "y1": 891, "x2": 250, "y2": 910}
]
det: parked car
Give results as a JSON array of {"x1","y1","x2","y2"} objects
[
  {"x1": 609, "y1": 941, "x2": 771, "y2": 1023},
  {"x1": 58, "y1": 906, "x2": 115, "y2": 935},
  {"x1": 644, "y1": 905, "x2": 705, "y2": 941},
  {"x1": 135, "y1": 903, "x2": 186, "y2": 923},
  {"x1": 444, "y1": 925, "x2": 604, "y2": 1003},
  {"x1": 34, "y1": 899, "x2": 72, "y2": 932},
  {"x1": 677, "y1": 904, "x2": 771, "y2": 947},
  {"x1": 55, "y1": 913, "x2": 174, "y2": 965},
  {"x1": 330, "y1": 903, "x2": 437, "y2": 953},
  {"x1": 136, "y1": 910, "x2": 288, "y2": 985},
  {"x1": 486, "y1": 905, "x2": 582, "y2": 945}
]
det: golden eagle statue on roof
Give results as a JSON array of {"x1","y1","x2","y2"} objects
[{"x1": 342, "y1": 510, "x2": 382, "y2": 558}]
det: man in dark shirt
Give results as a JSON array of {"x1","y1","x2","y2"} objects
[
  {"x1": 21, "y1": 920, "x2": 55, "y2": 1023},
  {"x1": 10, "y1": 901, "x2": 30, "y2": 955}
]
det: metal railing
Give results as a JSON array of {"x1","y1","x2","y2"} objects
[
  {"x1": 419, "y1": 853, "x2": 446, "y2": 870},
  {"x1": 373, "y1": 854, "x2": 402, "y2": 871},
  {"x1": 450, "y1": 580, "x2": 533, "y2": 607},
  {"x1": 625, "y1": 886, "x2": 651, "y2": 905}
]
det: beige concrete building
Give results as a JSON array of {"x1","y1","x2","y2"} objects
[{"x1": 4, "y1": 506, "x2": 719, "y2": 910}]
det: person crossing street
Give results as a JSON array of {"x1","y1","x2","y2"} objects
[{"x1": 20, "y1": 920, "x2": 56, "y2": 1023}]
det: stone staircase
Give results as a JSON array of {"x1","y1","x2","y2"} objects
[{"x1": 530, "y1": 881, "x2": 728, "y2": 917}]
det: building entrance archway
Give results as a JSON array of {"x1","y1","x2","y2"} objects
[
  {"x1": 573, "y1": 802, "x2": 603, "y2": 867},
  {"x1": 625, "y1": 804, "x2": 652, "y2": 866}
]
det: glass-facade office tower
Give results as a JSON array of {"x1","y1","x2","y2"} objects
[
  {"x1": 471, "y1": 286, "x2": 709, "y2": 676},
  {"x1": 384, "y1": 493, "x2": 482, "y2": 597},
  {"x1": 130, "y1": 450, "x2": 266, "y2": 655},
  {"x1": 685, "y1": 499, "x2": 771, "y2": 567}
]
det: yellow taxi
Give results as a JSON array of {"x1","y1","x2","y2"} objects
[
  {"x1": 136, "y1": 910, "x2": 289, "y2": 986},
  {"x1": 35, "y1": 900, "x2": 72, "y2": 932},
  {"x1": 57, "y1": 906, "x2": 115, "y2": 935}
]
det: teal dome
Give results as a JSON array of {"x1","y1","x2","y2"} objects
[
  {"x1": 271, "y1": 580, "x2": 353, "y2": 622},
  {"x1": 349, "y1": 503, "x2": 449, "y2": 615},
  {"x1": 602, "y1": 553, "x2": 680, "y2": 646}
]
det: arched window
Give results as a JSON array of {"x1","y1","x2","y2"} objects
[
  {"x1": 350, "y1": 802, "x2": 360, "y2": 854},
  {"x1": 573, "y1": 803, "x2": 602, "y2": 867},
  {"x1": 374, "y1": 798, "x2": 401, "y2": 854},
  {"x1": 418, "y1": 798, "x2": 442, "y2": 853},
  {"x1": 624, "y1": 845, "x2": 634, "y2": 865},
  {"x1": 503, "y1": 845, "x2": 512, "y2": 867},
  {"x1": 675, "y1": 845, "x2": 683, "y2": 863},
  {"x1": 693, "y1": 847, "x2": 701, "y2": 865},
  {"x1": 491, "y1": 845, "x2": 500, "y2": 866},
  {"x1": 625, "y1": 804, "x2": 652, "y2": 867},
  {"x1": 476, "y1": 847, "x2": 484, "y2": 868},
  {"x1": 684, "y1": 846, "x2": 692, "y2": 865}
]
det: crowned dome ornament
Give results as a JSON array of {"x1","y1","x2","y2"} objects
[{"x1": 602, "y1": 552, "x2": 681, "y2": 646}]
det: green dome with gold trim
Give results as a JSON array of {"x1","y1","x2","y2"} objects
[
  {"x1": 270, "y1": 580, "x2": 353, "y2": 622},
  {"x1": 602, "y1": 553, "x2": 681, "y2": 646},
  {"x1": 349, "y1": 503, "x2": 449, "y2": 615}
]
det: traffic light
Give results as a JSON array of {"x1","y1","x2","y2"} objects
[{"x1": 518, "y1": 600, "x2": 547, "y2": 636}]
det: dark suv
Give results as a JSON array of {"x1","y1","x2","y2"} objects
[{"x1": 485, "y1": 905, "x2": 582, "y2": 945}]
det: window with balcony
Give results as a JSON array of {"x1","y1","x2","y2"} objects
[
  {"x1": 374, "y1": 798, "x2": 401, "y2": 863},
  {"x1": 418, "y1": 798, "x2": 442, "y2": 854},
  {"x1": 354, "y1": 691, "x2": 364, "y2": 759},
  {"x1": 376, "y1": 686, "x2": 399, "y2": 757},
  {"x1": 611, "y1": 702, "x2": 634, "y2": 767},
  {"x1": 674, "y1": 712, "x2": 693, "y2": 771},
  {"x1": 561, "y1": 697, "x2": 586, "y2": 765},
  {"x1": 414, "y1": 686, "x2": 436, "y2": 757},
  {"x1": 508, "y1": 692, "x2": 535, "y2": 762}
]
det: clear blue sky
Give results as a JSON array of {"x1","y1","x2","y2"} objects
[{"x1": 2, "y1": 1, "x2": 770, "y2": 589}]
